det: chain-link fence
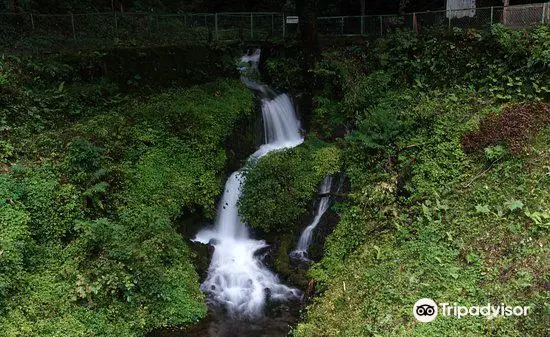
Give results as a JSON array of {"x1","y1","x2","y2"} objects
[
  {"x1": 318, "y1": 3, "x2": 549, "y2": 36},
  {"x1": 213, "y1": 13, "x2": 284, "y2": 40},
  {"x1": 0, "y1": 3, "x2": 548, "y2": 52},
  {"x1": 0, "y1": 11, "x2": 285, "y2": 52}
]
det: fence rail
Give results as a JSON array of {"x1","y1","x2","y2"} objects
[
  {"x1": 318, "y1": 3, "x2": 549, "y2": 36},
  {"x1": 0, "y1": 3, "x2": 548, "y2": 52},
  {"x1": 0, "y1": 12, "x2": 286, "y2": 52}
]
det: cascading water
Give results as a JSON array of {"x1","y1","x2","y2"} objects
[
  {"x1": 290, "y1": 176, "x2": 333, "y2": 261},
  {"x1": 238, "y1": 48, "x2": 275, "y2": 99},
  {"x1": 239, "y1": 48, "x2": 261, "y2": 72},
  {"x1": 193, "y1": 49, "x2": 303, "y2": 317}
]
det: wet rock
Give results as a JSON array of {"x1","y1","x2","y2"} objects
[
  {"x1": 223, "y1": 111, "x2": 259, "y2": 174},
  {"x1": 253, "y1": 245, "x2": 274, "y2": 268},
  {"x1": 174, "y1": 204, "x2": 207, "y2": 240},
  {"x1": 289, "y1": 252, "x2": 314, "y2": 269},
  {"x1": 264, "y1": 287, "x2": 272, "y2": 301},
  {"x1": 188, "y1": 241, "x2": 211, "y2": 282}
]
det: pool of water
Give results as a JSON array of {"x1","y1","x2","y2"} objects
[{"x1": 148, "y1": 301, "x2": 301, "y2": 337}]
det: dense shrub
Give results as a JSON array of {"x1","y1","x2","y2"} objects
[
  {"x1": 0, "y1": 73, "x2": 253, "y2": 336},
  {"x1": 265, "y1": 57, "x2": 303, "y2": 92},
  {"x1": 373, "y1": 25, "x2": 550, "y2": 100},
  {"x1": 346, "y1": 91, "x2": 414, "y2": 150},
  {"x1": 240, "y1": 140, "x2": 341, "y2": 233},
  {"x1": 65, "y1": 139, "x2": 105, "y2": 181},
  {"x1": 0, "y1": 204, "x2": 31, "y2": 313},
  {"x1": 310, "y1": 69, "x2": 396, "y2": 138}
]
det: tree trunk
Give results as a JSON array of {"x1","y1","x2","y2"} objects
[{"x1": 295, "y1": 0, "x2": 318, "y2": 131}]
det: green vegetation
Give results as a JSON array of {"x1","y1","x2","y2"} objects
[
  {"x1": 240, "y1": 139, "x2": 340, "y2": 233},
  {"x1": 0, "y1": 53, "x2": 253, "y2": 336},
  {"x1": 297, "y1": 97, "x2": 549, "y2": 336},
  {"x1": 289, "y1": 24, "x2": 549, "y2": 336},
  {"x1": 1, "y1": 18, "x2": 549, "y2": 337}
]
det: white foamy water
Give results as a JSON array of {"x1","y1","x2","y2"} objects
[
  {"x1": 239, "y1": 49, "x2": 276, "y2": 98},
  {"x1": 239, "y1": 48, "x2": 261, "y2": 72},
  {"x1": 290, "y1": 176, "x2": 333, "y2": 261},
  {"x1": 193, "y1": 49, "x2": 303, "y2": 317}
]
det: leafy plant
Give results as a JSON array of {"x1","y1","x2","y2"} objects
[
  {"x1": 504, "y1": 199, "x2": 524, "y2": 212},
  {"x1": 484, "y1": 144, "x2": 508, "y2": 162}
]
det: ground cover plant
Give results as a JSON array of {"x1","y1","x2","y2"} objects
[
  {"x1": 0, "y1": 53, "x2": 253, "y2": 336},
  {"x1": 282, "y1": 24, "x2": 550, "y2": 337}
]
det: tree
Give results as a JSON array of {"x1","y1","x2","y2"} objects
[{"x1": 295, "y1": 0, "x2": 319, "y2": 130}]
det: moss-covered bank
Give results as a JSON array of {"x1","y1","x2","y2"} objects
[
  {"x1": 0, "y1": 51, "x2": 255, "y2": 336},
  {"x1": 254, "y1": 25, "x2": 550, "y2": 336}
]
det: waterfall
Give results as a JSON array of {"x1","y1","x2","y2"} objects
[
  {"x1": 239, "y1": 48, "x2": 261, "y2": 72},
  {"x1": 290, "y1": 176, "x2": 333, "y2": 261},
  {"x1": 193, "y1": 49, "x2": 303, "y2": 317}
]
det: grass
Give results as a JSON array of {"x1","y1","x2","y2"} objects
[{"x1": 294, "y1": 91, "x2": 549, "y2": 337}]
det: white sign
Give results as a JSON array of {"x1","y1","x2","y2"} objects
[
  {"x1": 286, "y1": 16, "x2": 299, "y2": 24},
  {"x1": 446, "y1": 0, "x2": 476, "y2": 18}
]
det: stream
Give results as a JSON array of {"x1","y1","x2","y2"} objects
[{"x1": 150, "y1": 49, "x2": 336, "y2": 337}]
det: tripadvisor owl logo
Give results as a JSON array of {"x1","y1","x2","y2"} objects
[
  {"x1": 413, "y1": 298, "x2": 438, "y2": 322},
  {"x1": 413, "y1": 298, "x2": 530, "y2": 322}
]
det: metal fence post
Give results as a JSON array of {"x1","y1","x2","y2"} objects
[
  {"x1": 215, "y1": 13, "x2": 218, "y2": 40},
  {"x1": 542, "y1": 3, "x2": 546, "y2": 24},
  {"x1": 448, "y1": 14, "x2": 451, "y2": 31},
  {"x1": 340, "y1": 16, "x2": 344, "y2": 35},
  {"x1": 271, "y1": 13, "x2": 274, "y2": 36},
  {"x1": 70, "y1": 13, "x2": 76, "y2": 40},
  {"x1": 490, "y1": 6, "x2": 494, "y2": 26},
  {"x1": 250, "y1": 13, "x2": 253, "y2": 39},
  {"x1": 412, "y1": 12, "x2": 416, "y2": 32},
  {"x1": 282, "y1": 13, "x2": 285, "y2": 39},
  {"x1": 30, "y1": 13, "x2": 35, "y2": 30},
  {"x1": 361, "y1": 15, "x2": 364, "y2": 35},
  {"x1": 379, "y1": 15, "x2": 383, "y2": 37}
]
